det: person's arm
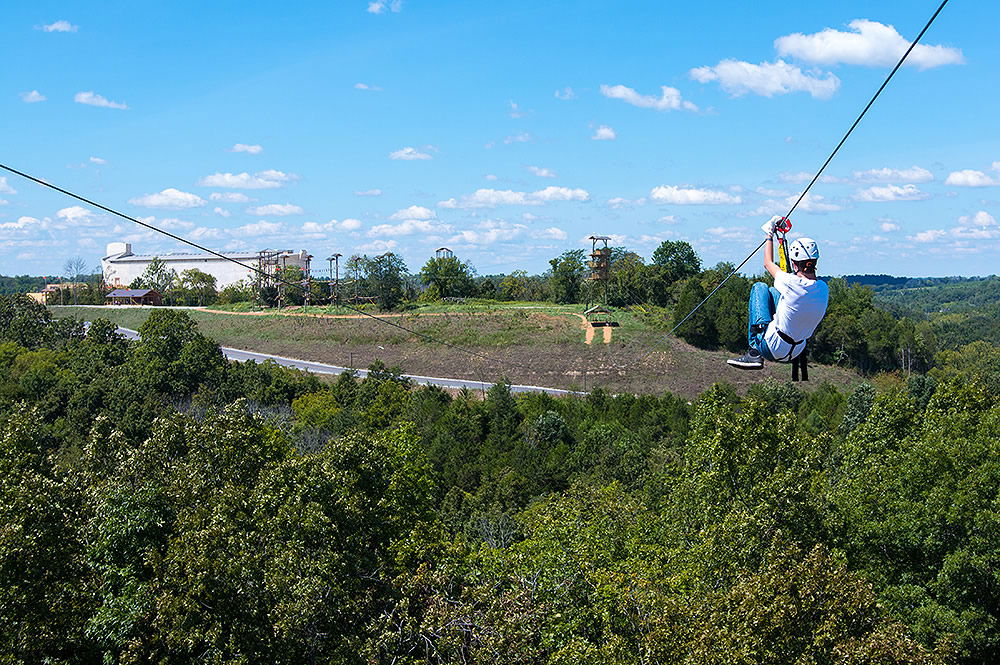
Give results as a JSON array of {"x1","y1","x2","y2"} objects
[{"x1": 763, "y1": 234, "x2": 781, "y2": 278}]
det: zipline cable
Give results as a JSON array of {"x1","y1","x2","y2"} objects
[
  {"x1": 669, "y1": 0, "x2": 952, "y2": 335},
  {"x1": 0, "y1": 162, "x2": 526, "y2": 370}
]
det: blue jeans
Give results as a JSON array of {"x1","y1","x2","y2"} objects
[{"x1": 748, "y1": 281, "x2": 780, "y2": 361}]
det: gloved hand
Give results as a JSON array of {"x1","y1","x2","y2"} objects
[{"x1": 761, "y1": 215, "x2": 784, "y2": 237}]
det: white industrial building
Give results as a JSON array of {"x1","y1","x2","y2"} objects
[{"x1": 101, "y1": 242, "x2": 312, "y2": 290}]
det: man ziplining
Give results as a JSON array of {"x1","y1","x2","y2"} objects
[{"x1": 728, "y1": 216, "x2": 829, "y2": 371}]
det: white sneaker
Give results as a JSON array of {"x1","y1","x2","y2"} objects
[{"x1": 727, "y1": 349, "x2": 764, "y2": 370}]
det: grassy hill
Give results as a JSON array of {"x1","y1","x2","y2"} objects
[{"x1": 52, "y1": 304, "x2": 860, "y2": 397}]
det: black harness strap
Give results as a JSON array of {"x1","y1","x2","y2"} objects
[
  {"x1": 774, "y1": 328, "x2": 810, "y2": 382},
  {"x1": 792, "y1": 346, "x2": 809, "y2": 382}
]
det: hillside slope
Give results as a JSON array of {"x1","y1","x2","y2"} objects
[{"x1": 52, "y1": 306, "x2": 860, "y2": 398}]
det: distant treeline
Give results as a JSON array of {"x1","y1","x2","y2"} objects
[
  {"x1": 837, "y1": 273, "x2": 999, "y2": 292},
  {"x1": 0, "y1": 274, "x2": 59, "y2": 294}
]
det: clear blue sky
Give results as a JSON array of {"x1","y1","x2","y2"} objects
[{"x1": 2, "y1": 0, "x2": 996, "y2": 277}]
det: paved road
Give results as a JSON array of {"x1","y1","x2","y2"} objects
[{"x1": 114, "y1": 326, "x2": 582, "y2": 396}]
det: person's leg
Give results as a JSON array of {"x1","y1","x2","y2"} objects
[
  {"x1": 747, "y1": 281, "x2": 774, "y2": 353},
  {"x1": 731, "y1": 282, "x2": 771, "y2": 369}
]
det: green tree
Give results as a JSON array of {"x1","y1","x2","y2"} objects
[
  {"x1": 0, "y1": 293, "x2": 54, "y2": 348},
  {"x1": 172, "y1": 268, "x2": 218, "y2": 306},
  {"x1": 0, "y1": 406, "x2": 94, "y2": 661},
  {"x1": 365, "y1": 252, "x2": 408, "y2": 310},
  {"x1": 549, "y1": 249, "x2": 586, "y2": 304},
  {"x1": 647, "y1": 240, "x2": 702, "y2": 306},
  {"x1": 499, "y1": 270, "x2": 529, "y2": 301},
  {"x1": 419, "y1": 255, "x2": 477, "y2": 299},
  {"x1": 136, "y1": 256, "x2": 177, "y2": 295},
  {"x1": 673, "y1": 278, "x2": 717, "y2": 347}
]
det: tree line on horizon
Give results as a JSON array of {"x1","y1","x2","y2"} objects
[{"x1": 10, "y1": 240, "x2": 1000, "y2": 377}]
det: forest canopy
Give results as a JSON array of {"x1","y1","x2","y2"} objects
[{"x1": 0, "y1": 293, "x2": 996, "y2": 663}]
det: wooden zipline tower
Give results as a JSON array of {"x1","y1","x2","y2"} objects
[
  {"x1": 585, "y1": 235, "x2": 616, "y2": 327},
  {"x1": 255, "y1": 249, "x2": 290, "y2": 308}
]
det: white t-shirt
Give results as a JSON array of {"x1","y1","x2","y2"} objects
[{"x1": 763, "y1": 272, "x2": 829, "y2": 360}]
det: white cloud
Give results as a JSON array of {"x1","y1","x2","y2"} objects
[
  {"x1": 143, "y1": 216, "x2": 195, "y2": 231},
  {"x1": 484, "y1": 174, "x2": 498, "y2": 181},
  {"x1": 746, "y1": 191, "x2": 839, "y2": 217},
  {"x1": 959, "y1": 211, "x2": 997, "y2": 227},
  {"x1": 533, "y1": 186, "x2": 590, "y2": 202},
  {"x1": 439, "y1": 186, "x2": 590, "y2": 209},
  {"x1": 190, "y1": 227, "x2": 225, "y2": 241},
  {"x1": 705, "y1": 226, "x2": 753, "y2": 241},
  {"x1": 554, "y1": 87, "x2": 575, "y2": 100},
  {"x1": 230, "y1": 143, "x2": 263, "y2": 154},
  {"x1": 690, "y1": 60, "x2": 839, "y2": 99},
  {"x1": 440, "y1": 190, "x2": 528, "y2": 208},
  {"x1": 535, "y1": 227, "x2": 568, "y2": 240},
  {"x1": 41, "y1": 20, "x2": 78, "y2": 32},
  {"x1": 57, "y1": 206, "x2": 99, "y2": 224},
  {"x1": 880, "y1": 221, "x2": 900, "y2": 232},
  {"x1": 855, "y1": 184, "x2": 930, "y2": 202},
  {"x1": 527, "y1": 166, "x2": 557, "y2": 178},
  {"x1": 794, "y1": 192, "x2": 841, "y2": 212},
  {"x1": 302, "y1": 218, "x2": 363, "y2": 237},
  {"x1": 607, "y1": 197, "x2": 646, "y2": 209},
  {"x1": 355, "y1": 188, "x2": 383, "y2": 196},
  {"x1": 235, "y1": 221, "x2": 282, "y2": 236},
  {"x1": 389, "y1": 146, "x2": 432, "y2": 160},
  {"x1": 213, "y1": 207, "x2": 231, "y2": 218},
  {"x1": 89, "y1": 156, "x2": 107, "y2": 165},
  {"x1": 20, "y1": 90, "x2": 46, "y2": 103},
  {"x1": 129, "y1": 188, "x2": 206, "y2": 209},
  {"x1": 944, "y1": 170, "x2": 999, "y2": 187},
  {"x1": 247, "y1": 203, "x2": 304, "y2": 216},
  {"x1": 649, "y1": 185, "x2": 741, "y2": 205},
  {"x1": 210, "y1": 192, "x2": 251, "y2": 202},
  {"x1": 354, "y1": 83, "x2": 383, "y2": 91},
  {"x1": 358, "y1": 239, "x2": 398, "y2": 252},
  {"x1": 853, "y1": 166, "x2": 934, "y2": 183},
  {"x1": 198, "y1": 170, "x2": 297, "y2": 189},
  {"x1": 368, "y1": 219, "x2": 449, "y2": 237},
  {"x1": 0, "y1": 216, "x2": 42, "y2": 232},
  {"x1": 74, "y1": 91, "x2": 128, "y2": 110},
  {"x1": 0, "y1": 178, "x2": 16, "y2": 195},
  {"x1": 780, "y1": 171, "x2": 813, "y2": 183},
  {"x1": 592, "y1": 125, "x2": 616, "y2": 140},
  {"x1": 600, "y1": 84, "x2": 698, "y2": 111},
  {"x1": 509, "y1": 101, "x2": 526, "y2": 119},
  {"x1": 775, "y1": 19, "x2": 965, "y2": 70},
  {"x1": 910, "y1": 229, "x2": 947, "y2": 243},
  {"x1": 503, "y1": 132, "x2": 532, "y2": 145},
  {"x1": 448, "y1": 220, "x2": 527, "y2": 247},
  {"x1": 367, "y1": 0, "x2": 402, "y2": 14},
  {"x1": 390, "y1": 205, "x2": 435, "y2": 220},
  {"x1": 756, "y1": 186, "x2": 790, "y2": 197}
]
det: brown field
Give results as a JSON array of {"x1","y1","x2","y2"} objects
[{"x1": 52, "y1": 306, "x2": 860, "y2": 398}]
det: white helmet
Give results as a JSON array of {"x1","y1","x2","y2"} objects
[{"x1": 789, "y1": 237, "x2": 820, "y2": 262}]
